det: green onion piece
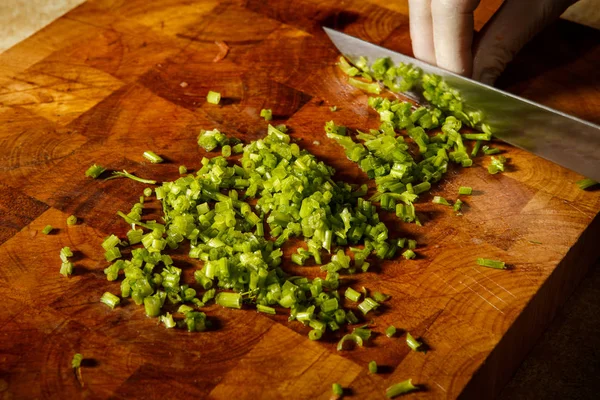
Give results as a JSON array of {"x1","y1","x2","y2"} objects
[
  {"x1": 432, "y1": 196, "x2": 451, "y2": 206},
  {"x1": 104, "y1": 247, "x2": 122, "y2": 262},
  {"x1": 577, "y1": 178, "x2": 598, "y2": 190},
  {"x1": 178, "y1": 304, "x2": 194, "y2": 314},
  {"x1": 178, "y1": 165, "x2": 187, "y2": 174},
  {"x1": 72, "y1": 353, "x2": 83, "y2": 369},
  {"x1": 476, "y1": 258, "x2": 506, "y2": 269},
  {"x1": 337, "y1": 333, "x2": 363, "y2": 351},
  {"x1": 332, "y1": 383, "x2": 343, "y2": 397},
  {"x1": 60, "y1": 246, "x2": 73, "y2": 262},
  {"x1": 402, "y1": 249, "x2": 416, "y2": 260},
  {"x1": 386, "y1": 379, "x2": 417, "y2": 398},
  {"x1": 143, "y1": 151, "x2": 163, "y2": 164},
  {"x1": 60, "y1": 261, "x2": 74, "y2": 277},
  {"x1": 368, "y1": 360, "x2": 378, "y2": 374},
  {"x1": 215, "y1": 292, "x2": 242, "y2": 309},
  {"x1": 458, "y1": 186, "x2": 472, "y2": 195},
  {"x1": 85, "y1": 164, "x2": 106, "y2": 179},
  {"x1": 453, "y1": 199, "x2": 463, "y2": 212},
  {"x1": 345, "y1": 287, "x2": 362, "y2": 302},
  {"x1": 406, "y1": 332, "x2": 422, "y2": 351},
  {"x1": 308, "y1": 329, "x2": 323, "y2": 341},
  {"x1": 483, "y1": 146, "x2": 501, "y2": 155},
  {"x1": 102, "y1": 234, "x2": 120, "y2": 250},
  {"x1": 372, "y1": 291, "x2": 390, "y2": 302},
  {"x1": 206, "y1": 91, "x2": 221, "y2": 104},
  {"x1": 66, "y1": 215, "x2": 78, "y2": 225},
  {"x1": 105, "y1": 170, "x2": 157, "y2": 185},
  {"x1": 407, "y1": 240, "x2": 417, "y2": 250},
  {"x1": 222, "y1": 145, "x2": 232, "y2": 157},
  {"x1": 143, "y1": 293, "x2": 164, "y2": 317},
  {"x1": 159, "y1": 312, "x2": 176, "y2": 328},
  {"x1": 358, "y1": 297, "x2": 379, "y2": 315},
  {"x1": 257, "y1": 304, "x2": 276, "y2": 315},
  {"x1": 471, "y1": 140, "x2": 482, "y2": 157},
  {"x1": 143, "y1": 187, "x2": 152, "y2": 197},
  {"x1": 260, "y1": 109, "x2": 273, "y2": 121},
  {"x1": 462, "y1": 132, "x2": 491, "y2": 141},
  {"x1": 42, "y1": 225, "x2": 54, "y2": 235},
  {"x1": 100, "y1": 292, "x2": 121, "y2": 309},
  {"x1": 337, "y1": 55, "x2": 359, "y2": 76},
  {"x1": 330, "y1": 106, "x2": 337, "y2": 112},
  {"x1": 352, "y1": 327, "x2": 372, "y2": 341},
  {"x1": 386, "y1": 325, "x2": 397, "y2": 338},
  {"x1": 348, "y1": 77, "x2": 381, "y2": 94}
]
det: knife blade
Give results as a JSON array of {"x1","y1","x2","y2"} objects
[{"x1": 324, "y1": 27, "x2": 600, "y2": 182}]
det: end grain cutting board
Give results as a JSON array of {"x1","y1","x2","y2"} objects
[{"x1": 0, "y1": 0, "x2": 599, "y2": 399}]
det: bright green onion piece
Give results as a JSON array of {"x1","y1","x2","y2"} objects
[
  {"x1": 85, "y1": 164, "x2": 106, "y2": 178},
  {"x1": 160, "y1": 312, "x2": 176, "y2": 328},
  {"x1": 105, "y1": 170, "x2": 157, "y2": 185},
  {"x1": 42, "y1": 225, "x2": 54, "y2": 235},
  {"x1": 60, "y1": 246, "x2": 73, "y2": 262},
  {"x1": 577, "y1": 178, "x2": 598, "y2": 190},
  {"x1": 386, "y1": 325, "x2": 397, "y2": 338},
  {"x1": 345, "y1": 287, "x2": 361, "y2": 302},
  {"x1": 483, "y1": 146, "x2": 501, "y2": 155},
  {"x1": 432, "y1": 196, "x2": 451, "y2": 206},
  {"x1": 406, "y1": 332, "x2": 422, "y2": 351},
  {"x1": 386, "y1": 379, "x2": 417, "y2": 398},
  {"x1": 178, "y1": 304, "x2": 194, "y2": 314},
  {"x1": 402, "y1": 249, "x2": 416, "y2": 260},
  {"x1": 337, "y1": 333, "x2": 363, "y2": 351},
  {"x1": 100, "y1": 292, "x2": 121, "y2": 309},
  {"x1": 260, "y1": 109, "x2": 272, "y2": 121},
  {"x1": 348, "y1": 77, "x2": 381, "y2": 94},
  {"x1": 143, "y1": 151, "x2": 163, "y2": 164},
  {"x1": 330, "y1": 106, "x2": 337, "y2": 112},
  {"x1": 222, "y1": 145, "x2": 232, "y2": 157},
  {"x1": 476, "y1": 258, "x2": 506, "y2": 269},
  {"x1": 102, "y1": 234, "x2": 120, "y2": 250},
  {"x1": 368, "y1": 360, "x2": 378, "y2": 374},
  {"x1": 178, "y1": 165, "x2": 187, "y2": 174},
  {"x1": 143, "y1": 294, "x2": 163, "y2": 317},
  {"x1": 67, "y1": 215, "x2": 78, "y2": 225},
  {"x1": 471, "y1": 140, "x2": 482, "y2": 157},
  {"x1": 453, "y1": 199, "x2": 463, "y2": 212},
  {"x1": 72, "y1": 353, "x2": 83, "y2": 369},
  {"x1": 143, "y1": 187, "x2": 152, "y2": 197},
  {"x1": 458, "y1": 186, "x2": 472, "y2": 195},
  {"x1": 372, "y1": 291, "x2": 390, "y2": 302},
  {"x1": 462, "y1": 132, "x2": 491, "y2": 141},
  {"x1": 257, "y1": 304, "x2": 276, "y2": 315},
  {"x1": 337, "y1": 56, "x2": 359, "y2": 76},
  {"x1": 206, "y1": 91, "x2": 221, "y2": 104},
  {"x1": 308, "y1": 329, "x2": 323, "y2": 341},
  {"x1": 104, "y1": 247, "x2": 122, "y2": 262},
  {"x1": 357, "y1": 297, "x2": 379, "y2": 315},
  {"x1": 215, "y1": 292, "x2": 242, "y2": 309},
  {"x1": 60, "y1": 261, "x2": 74, "y2": 277},
  {"x1": 332, "y1": 383, "x2": 343, "y2": 397}
]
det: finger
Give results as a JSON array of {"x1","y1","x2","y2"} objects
[
  {"x1": 472, "y1": 0, "x2": 579, "y2": 85},
  {"x1": 431, "y1": 0, "x2": 481, "y2": 76},
  {"x1": 409, "y1": 0, "x2": 437, "y2": 65}
]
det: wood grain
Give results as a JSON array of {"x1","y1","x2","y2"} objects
[{"x1": 0, "y1": 1, "x2": 599, "y2": 399}]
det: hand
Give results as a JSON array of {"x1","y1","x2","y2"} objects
[{"x1": 408, "y1": 0, "x2": 579, "y2": 84}]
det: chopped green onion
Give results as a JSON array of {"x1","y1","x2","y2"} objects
[
  {"x1": 330, "y1": 106, "x2": 337, "y2": 112},
  {"x1": 159, "y1": 312, "x2": 176, "y2": 328},
  {"x1": 348, "y1": 77, "x2": 381, "y2": 94},
  {"x1": 215, "y1": 292, "x2": 242, "y2": 309},
  {"x1": 179, "y1": 165, "x2": 188, "y2": 174},
  {"x1": 577, "y1": 178, "x2": 598, "y2": 190},
  {"x1": 143, "y1": 187, "x2": 152, "y2": 197},
  {"x1": 85, "y1": 164, "x2": 106, "y2": 178},
  {"x1": 453, "y1": 199, "x2": 463, "y2": 212},
  {"x1": 337, "y1": 333, "x2": 363, "y2": 351},
  {"x1": 337, "y1": 56, "x2": 359, "y2": 76},
  {"x1": 471, "y1": 140, "x2": 482, "y2": 157},
  {"x1": 100, "y1": 292, "x2": 121, "y2": 309},
  {"x1": 488, "y1": 156, "x2": 506, "y2": 174},
  {"x1": 406, "y1": 332, "x2": 422, "y2": 351},
  {"x1": 458, "y1": 186, "x2": 472, "y2": 195},
  {"x1": 60, "y1": 261, "x2": 74, "y2": 277},
  {"x1": 402, "y1": 249, "x2": 416, "y2": 260},
  {"x1": 345, "y1": 287, "x2": 362, "y2": 302},
  {"x1": 66, "y1": 215, "x2": 78, "y2": 225},
  {"x1": 432, "y1": 196, "x2": 451, "y2": 206},
  {"x1": 476, "y1": 258, "x2": 506, "y2": 269},
  {"x1": 257, "y1": 304, "x2": 276, "y2": 315},
  {"x1": 143, "y1": 151, "x2": 163, "y2": 164},
  {"x1": 372, "y1": 291, "x2": 390, "y2": 302},
  {"x1": 332, "y1": 383, "x2": 343, "y2": 397},
  {"x1": 358, "y1": 297, "x2": 379, "y2": 315},
  {"x1": 206, "y1": 91, "x2": 221, "y2": 105},
  {"x1": 105, "y1": 170, "x2": 157, "y2": 185},
  {"x1": 386, "y1": 379, "x2": 417, "y2": 398},
  {"x1": 60, "y1": 246, "x2": 73, "y2": 262},
  {"x1": 71, "y1": 353, "x2": 83, "y2": 369},
  {"x1": 260, "y1": 109, "x2": 272, "y2": 121},
  {"x1": 308, "y1": 329, "x2": 323, "y2": 341},
  {"x1": 386, "y1": 325, "x2": 397, "y2": 338},
  {"x1": 42, "y1": 225, "x2": 54, "y2": 235},
  {"x1": 368, "y1": 360, "x2": 378, "y2": 374},
  {"x1": 483, "y1": 145, "x2": 501, "y2": 155}
]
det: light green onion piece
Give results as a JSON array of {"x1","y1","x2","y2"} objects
[
  {"x1": 337, "y1": 56, "x2": 359, "y2": 76},
  {"x1": 215, "y1": 292, "x2": 242, "y2": 309},
  {"x1": 577, "y1": 178, "x2": 598, "y2": 190},
  {"x1": 260, "y1": 109, "x2": 272, "y2": 121},
  {"x1": 72, "y1": 353, "x2": 83, "y2": 369},
  {"x1": 358, "y1": 297, "x2": 379, "y2": 315},
  {"x1": 105, "y1": 170, "x2": 157, "y2": 185},
  {"x1": 458, "y1": 186, "x2": 472, "y2": 195},
  {"x1": 453, "y1": 199, "x2": 463, "y2": 212},
  {"x1": 206, "y1": 91, "x2": 221, "y2": 104},
  {"x1": 85, "y1": 164, "x2": 106, "y2": 178},
  {"x1": 143, "y1": 187, "x2": 152, "y2": 197},
  {"x1": 344, "y1": 287, "x2": 362, "y2": 302},
  {"x1": 309, "y1": 329, "x2": 323, "y2": 341},
  {"x1": 179, "y1": 165, "x2": 187, "y2": 174},
  {"x1": 159, "y1": 312, "x2": 176, "y2": 328},
  {"x1": 372, "y1": 291, "x2": 390, "y2": 302},
  {"x1": 432, "y1": 196, "x2": 451, "y2": 206},
  {"x1": 67, "y1": 215, "x2": 78, "y2": 225},
  {"x1": 60, "y1": 261, "x2": 74, "y2": 277},
  {"x1": 402, "y1": 249, "x2": 416, "y2": 260},
  {"x1": 330, "y1": 106, "x2": 337, "y2": 112},
  {"x1": 143, "y1": 151, "x2": 163, "y2": 164},
  {"x1": 257, "y1": 304, "x2": 276, "y2": 315},
  {"x1": 386, "y1": 379, "x2": 417, "y2": 398},
  {"x1": 348, "y1": 77, "x2": 381, "y2": 94},
  {"x1": 332, "y1": 383, "x2": 343, "y2": 397},
  {"x1": 386, "y1": 325, "x2": 397, "y2": 338},
  {"x1": 337, "y1": 333, "x2": 363, "y2": 351},
  {"x1": 100, "y1": 292, "x2": 120, "y2": 309},
  {"x1": 42, "y1": 225, "x2": 54, "y2": 235},
  {"x1": 368, "y1": 360, "x2": 378, "y2": 374},
  {"x1": 476, "y1": 258, "x2": 506, "y2": 269},
  {"x1": 406, "y1": 332, "x2": 422, "y2": 351}
]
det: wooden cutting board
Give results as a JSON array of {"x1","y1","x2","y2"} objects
[{"x1": 1, "y1": 0, "x2": 599, "y2": 399}]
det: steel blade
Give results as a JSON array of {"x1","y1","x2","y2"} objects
[{"x1": 324, "y1": 27, "x2": 600, "y2": 182}]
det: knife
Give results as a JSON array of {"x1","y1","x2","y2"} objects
[{"x1": 324, "y1": 27, "x2": 600, "y2": 182}]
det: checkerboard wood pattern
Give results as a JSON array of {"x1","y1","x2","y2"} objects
[{"x1": 1, "y1": 1, "x2": 599, "y2": 398}]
